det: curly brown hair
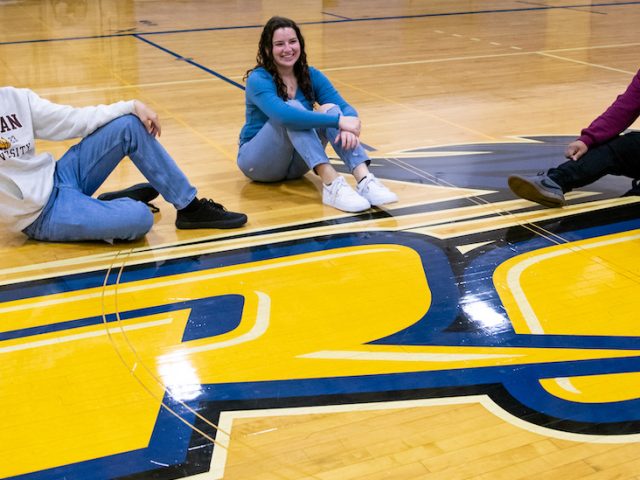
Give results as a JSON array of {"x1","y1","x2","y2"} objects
[{"x1": 244, "y1": 16, "x2": 315, "y2": 104}]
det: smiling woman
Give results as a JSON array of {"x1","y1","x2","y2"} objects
[{"x1": 236, "y1": 16, "x2": 398, "y2": 213}]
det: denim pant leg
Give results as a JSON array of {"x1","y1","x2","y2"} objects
[
  {"x1": 317, "y1": 105, "x2": 369, "y2": 173},
  {"x1": 237, "y1": 119, "x2": 311, "y2": 182},
  {"x1": 548, "y1": 132, "x2": 640, "y2": 192},
  {"x1": 67, "y1": 115, "x2": 197, "y2": 207},
  {"x1": 23, "y1": 183, "x2": 154, "y2": 242},
  {"x1": 24, "y1": 115, "x2": 197, "y2": 242}
]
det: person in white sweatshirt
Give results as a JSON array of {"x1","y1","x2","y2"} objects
[{"x1": 0, "y1": 87, "x2": 247, "y2": 242}]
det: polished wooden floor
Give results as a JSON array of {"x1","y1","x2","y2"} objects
[{"x1": 2, "y1": 1, "x2": 640, "y2": 479}]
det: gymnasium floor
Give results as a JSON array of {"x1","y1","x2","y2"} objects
[{"x1": 1, "y1": 1, "x2": 640, "y2": 479}]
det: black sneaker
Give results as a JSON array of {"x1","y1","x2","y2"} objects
[
  {"x1": 508, "y1": 173, "x2": 565, "y2": 208},
  {"x1": 175, "y1": 198, "x2": 247, "y2": 229},
  {"x1": 98, "y1": 183, "x2": 160, "y2": 212},
  {"x1": 622, "y1": 179, "x2": 640, "y2": 197}
]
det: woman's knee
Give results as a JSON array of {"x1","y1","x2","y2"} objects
[
  {"x1": 238, "y1": 163, "x2": 287, "y2": 182},
  {"x1": 316, "y1": 103, "x2": 340, "y2": 114},
  {"x1": 237, "y1": 151, "x2": 289, "y2": 183},
  {"x1": 286, "y1": 99, "x2": 306, "y2": 111}
]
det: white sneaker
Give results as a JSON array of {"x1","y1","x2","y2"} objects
[
  {"x1": 322, "y1": 176, "x2": 371, "y2": 212},
  {"x1": 356, "y1": 173, "x2": 398, "y2": 206}
]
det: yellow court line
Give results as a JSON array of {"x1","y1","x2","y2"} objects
[
  {"x1": 322, "y1": 51, "x2": 532, "y2": 72},
  {"x1": 0, "y1": 318, "x2": 172, "y2": 354},
  {"x1": 387, "y1": 153, "x2": 628, "y2": 246},
  {"x1": 298, "y1": 344, "x2": 640, "y2": 364},
  {"x1": 536, "y1": 52, "x2": 636, "y2": 75},
  {"x1": 387, "y1": 155, "x2": 571, "y2": 247},
  {"x1": 543, "y1": 42, "x2": 640, "y2": 53},
  {"x1": 300, "y1": 349, "x2": 520, "y2": 362},
  {"x1": 0, "y1": 193, "x2": 632, "y2": 287},
  {"x1": 411, "y1": 197, "x2": 640, "y2": 239},
  {"x1": 39, "y1": 78, "x2": 217, "y2": 97},
  {"x1": 387, "y1": 134, "x2": 574, "y2": 154}
]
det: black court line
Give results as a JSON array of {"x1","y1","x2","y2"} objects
[
  {"x1": 516, "y1": 0, "x2": 609, "y2": 14},
  {"x1": 0, "y1": 1, "x2": 638, "y2": 47}
]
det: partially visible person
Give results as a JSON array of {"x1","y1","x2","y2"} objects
[
  {"x1": 0, "y1": 87, "x2": 247, "y2": 242},
  {"x1": 237, "y1": 16, "x2": 397, "y2": 213},
  {"x1": 509, "y1": 69, "x2": 640, "y2": 207}
]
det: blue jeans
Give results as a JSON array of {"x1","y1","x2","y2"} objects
[
  {"x1": 23, "y1": 115, "x2": 197, "y2": 242},
  {"x1": 237, "y1": 101, "x2": 369, "y2": 182}
]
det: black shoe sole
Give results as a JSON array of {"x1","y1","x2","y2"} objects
[
  {"x1": 508, "y1": 175, "x2": 564, "y2": 208},
  {"x1": 175, "y1": 213, "x2": 248, "y2": 230},
  {"x1": 98, "y1": 183, "x2": 159, "y2": 204}
]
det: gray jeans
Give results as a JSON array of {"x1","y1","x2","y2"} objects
[{"x1": 237, "y1": 100, "x2": 368, "y2": 182}]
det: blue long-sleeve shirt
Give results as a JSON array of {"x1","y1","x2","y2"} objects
[{"x1": 239, "y1": 66, "x2": 358, "y2": 145}]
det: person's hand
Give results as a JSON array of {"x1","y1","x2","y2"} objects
[
  {"x1": 133, "y1": 100, "x2": 161, "y2": 137},
  {"x1": 335, "y1": 130, "x2": 360, "y2": 150},
  {"x1": 565, "y1": 140, "x2": 587, "y2": 160},
  {"x1": 337, "y1": 115, "x2": 361, "y2": 137}
]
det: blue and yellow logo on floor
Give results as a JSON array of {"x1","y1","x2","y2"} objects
[{"x1": 2, "y1": 136, "x2": 640, "y2": 479}]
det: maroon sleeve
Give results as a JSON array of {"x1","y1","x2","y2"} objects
[{"x1": 578, "y1": 69, "x2": 640, "y2": 148}]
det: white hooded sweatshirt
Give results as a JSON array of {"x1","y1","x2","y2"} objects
[{"x1": 0, "y1": 87, "x2": 134, "y2": 232}]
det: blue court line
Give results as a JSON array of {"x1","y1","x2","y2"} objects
[
  {"x1": 0, "y1": 1, "x2": 638, "y2": 47},
  {"x1": 322, "y1": 11, "x2": 353, "y2": 20},
  {"x1": 133, "y1": 34, "x2": 245, "y2": 90}
]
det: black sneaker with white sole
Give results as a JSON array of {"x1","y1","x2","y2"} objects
[{"x1": 175, "y1": 198, "x2": 247, "y2": 230}]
